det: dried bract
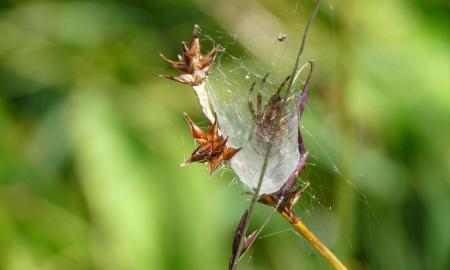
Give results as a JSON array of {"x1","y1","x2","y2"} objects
[
  {"x1": 229, "y1": 209, "x2": 258, "y2": 269},
  {"x1": 183, "y1": 113, "x2": 240, "y2": 174},
  {"x1": 160, "y1": 25, "x2": 217, "y2": 86}
]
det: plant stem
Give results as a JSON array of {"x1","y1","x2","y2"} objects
[
  {"x1": 277, "y1": 209, "x2": 348, "y2": 270},
  {"x1": 193, "y1": 82, "x2": 216, "y2": 124},
  {"x1": 286, "y1": 0, "x2": 321, "y2": 94},
  {"x1": 230, "y1": 1, "x2": 321, "y2": 269}
]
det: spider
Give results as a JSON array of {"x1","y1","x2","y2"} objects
[{"x1": 248, "y1": 74, "x2": 291, "y2": 144}]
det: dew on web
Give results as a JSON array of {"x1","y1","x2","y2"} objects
[{"x1": 228, "y1": 176, "x2": 239, "y2": 187}]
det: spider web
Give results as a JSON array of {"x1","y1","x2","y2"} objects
[
  {"x1": 190, "y1": 1, "x2": 381, "y2": 268},
  {"x1": 198, "y1": 18, "x2": 319, "y2": 196},
  {"x1": 198, "y1": 27, "x2": 323, "y2": 195}
]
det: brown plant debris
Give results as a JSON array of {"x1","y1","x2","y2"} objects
[
  {"x1": 160, "y1": 25, "x2": 217, "y2": 86},
  {"x1": 183, "y1": 113, "x2": 240, "y2": 174},
  {"x1": 229, "y1": 209, "x2": 258, "y2": 269}
]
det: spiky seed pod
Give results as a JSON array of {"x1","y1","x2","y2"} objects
[
  {"x1": 160, "y1": 25, "x2": 217, "y2": 86},
  {"x1": 183, "y1": 113, "x2": 240, "y2": 174},
  {"x1": 160, "y1": 25, "x2": 217, "y2": 124}
]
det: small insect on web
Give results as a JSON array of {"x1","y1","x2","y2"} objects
[{"x1": 276, "y1": 33, "x2": 287, "y2": 42}]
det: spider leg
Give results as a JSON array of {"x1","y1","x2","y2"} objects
[
  {"x1": 285, "y1": 95, "x2": 294, "y2": 104},
  {"x1": 258, "y1": 73, "x2": 269, "y2": 119},
  {"x1": 280, "y1": 112, "x2": 289, "y2": 127},
  {"x1": 262, "y1": 75, "x2": 292, "y2": 125},
  {"x1": 248, "y1": 81, "x2": 257, "y2": 121},
  {"x1": 275, "y1": 75, "x2": 291, "y2": 95}
]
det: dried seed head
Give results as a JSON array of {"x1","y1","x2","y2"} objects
[
  {"x1": 160, "y1": 25, "x2": 217, "y2": 86},
  {"x1": 183, "y1": 113, "x2": 240, "y2": 174}
]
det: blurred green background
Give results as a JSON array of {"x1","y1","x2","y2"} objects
[{"x1": 0, "y1": 0, "x2": 449, "y2": 269}]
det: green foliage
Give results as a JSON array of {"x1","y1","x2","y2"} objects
[{"x1": 0, "y1": 0, "x2": 449, "y2": 269}]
